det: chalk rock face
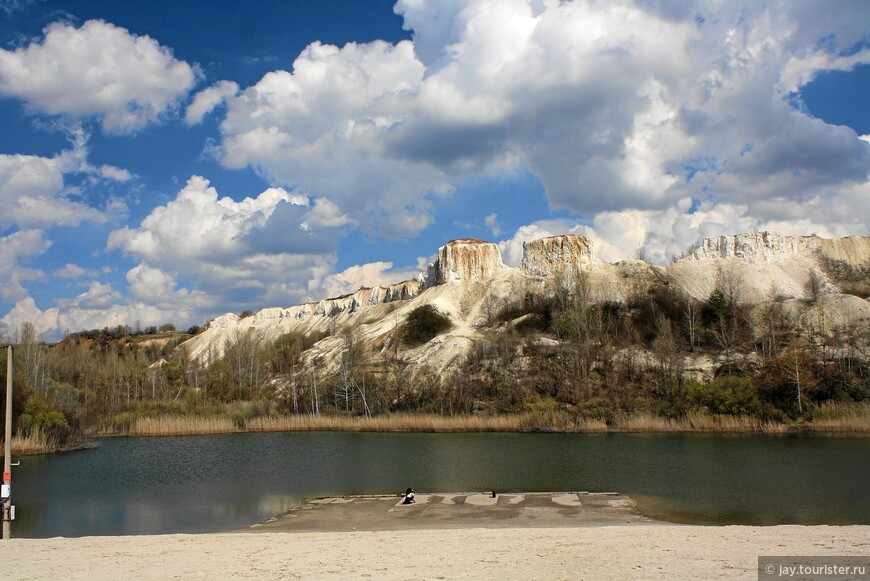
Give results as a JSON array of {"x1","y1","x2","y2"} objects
[
  {"x1": 521, "y1": 234, "x2": 596, "y2": 276},
  {"x1": 425, "y1": 238, "x2": 505, "y2": 285},
  {"x1": 690, "y1": 232, "x2": 807, "y2": 262},
  {"x1": 204, "y1": 280, "x2": 422, "y2": 332}
]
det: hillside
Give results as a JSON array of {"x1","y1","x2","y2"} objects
[
  {"x1": 181, "y1": 231, "x2": 870, "y2": 377},
  {"x1": 4, "y1": 231, "x2": 869, "y2": 451}
]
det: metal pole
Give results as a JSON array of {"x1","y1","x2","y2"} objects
[{"x1": 3, "y1": 345, "x2": 12, "y2": 539}]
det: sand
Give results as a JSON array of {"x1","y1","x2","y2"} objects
[{"x1": 2, "y1": 525, "x2": 868, "y2": 580}]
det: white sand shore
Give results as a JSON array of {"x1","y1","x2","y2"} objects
[{"x1": 2, "y1": 525, "x2": 868, "y2": 580}]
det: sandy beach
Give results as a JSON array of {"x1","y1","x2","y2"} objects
[
  {"x1": 2, "y1": 525, "x2": 869, "y2": 580},
  {"x1": 4, "y1": 494, "x2": 868, "y2": 579}
]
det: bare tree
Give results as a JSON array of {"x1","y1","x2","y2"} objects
[
  {"x1": 681, "y1": 294, "x2": 700, "y2": 352},
  {"x1": 784, "y1": 339, "x2": 817, "y2": 415},
  {"x1": 17, "y1": 321, "x2": 48, "y2": 392},
  {"x1": 634, "y1": 246, "x2": 649, "y2": 263}
]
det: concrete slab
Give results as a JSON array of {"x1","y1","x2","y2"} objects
[
  {"x1": 309, "y1": 497, "x2": 354, "y2": 505},
  {"x1": 244, "y1": 492, "x2": 656, "y2": 533},
  {"x1": 552, "y1": 493, "x2": 582, "y2": 507},
  {"x1": 465, "y1": 494, "x2": 498, "y2": 506}
]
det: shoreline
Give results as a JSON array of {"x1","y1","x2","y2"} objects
[
  {"x1": 4, "y1": 494, "x2": 867, "y2": 579},
  {"x1": 8, "y1": 420, "x2": 869, "y2": 458},
  {"x1": 2, "y1": 525, "x2": 868, "y2": 580}
]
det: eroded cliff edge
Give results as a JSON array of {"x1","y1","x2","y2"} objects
[{"x1": 181, "y1": 231, "x2": 870, "y2": 372}]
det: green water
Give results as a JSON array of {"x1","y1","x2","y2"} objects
[{"x1": 9, "y1": 431, "x2": 870, "y2": 537}]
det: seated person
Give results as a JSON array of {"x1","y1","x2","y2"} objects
[{"x1": 402, "y1": 487, "x2": 415, "y2": 504}]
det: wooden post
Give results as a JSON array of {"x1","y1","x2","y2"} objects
[{"x1": 3, "y1": 345, "x2": 12, "y2": 539}]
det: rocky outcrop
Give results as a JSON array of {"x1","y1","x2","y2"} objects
[
  {"x1": 184, "y1": 231, "x2": 869, "y2": 368},
  {"x1": 205, "y1": 280, "x2": 421, "y2": 331},
  {"x1": 689, "y1": 231, "x2": 808, "y2": 262},
  {"x1": 521, "y1": 234, "x2": 596, "y2": 276},
  {"x1": 425, "y1": 238, "x2": 505, "y2": 286}
]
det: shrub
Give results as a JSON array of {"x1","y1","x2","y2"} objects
[
  {"x1": 686, "y1": 376, "x2": 760, "y2": 416},
  {"x1": 401, "y1": 305, "x2": 452, "y2": 347}
]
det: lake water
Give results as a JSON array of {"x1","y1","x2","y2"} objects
[{"x1": 10, "y1": 432, "x2": 870, "y2": 537}]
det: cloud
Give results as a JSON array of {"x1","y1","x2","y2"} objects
[
  {"x1": 107, "y1": 176, "x2": 349, "y2": 320},
  {"x1": 3, "y1": 276, "x2": 207, "y2": 339},
  {"x1": 0, "y1": 130, "x2": 126, "y2": 229},
  {"x1": 0, "y1": 297, "x2": 57, "y2": 336},
  {"x1": 484, "y1": 212, "x2": 501, "y2": 236},
  {"x1": 0, "y1": 19, "x2": 198, "y2": 133},
  {"x1": 99, "y1": 165, "x2": 133, "y2": 182},
  {"x1": 53, "y1": 263, "x2": 97, "y2": 279},
  {"x1": 0, "y1": 229, "x2": 50, "y2": 301},
  {"x1": 108, "y1": 176, "x2": 311, "y2": 264},
  {"x1": 5, "y1": 176, "x2": 348, "y2": 339},
  {"x1": 52, "y1": 281, "x2": 182, "y2": 335},
  {"x1": 211, "y1": 0, "x2": 869, "y2": 244},
  {"x1": 217, "y1": 39, "x2": 442, "y2": 237},
  {"x1": 497, "y1": 189, "x2": 869, "y2": 267},
  {"x1": 320, "y1": 260, "x2": 424, "y2": 298},
  {"x1": 185, "y1": 80, "x2": 239, "y2": 125},
  {"x1": 0, "y1": 0, "x2": 38, "y2": 15}
]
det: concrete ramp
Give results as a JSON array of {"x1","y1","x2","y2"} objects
[{"x1": 250, "y1": 492, "x2": 655, "y2": 532}]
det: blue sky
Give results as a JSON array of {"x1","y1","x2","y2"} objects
[{"x1": 0, "y1": 0, "x2": 868, "y2": 339}]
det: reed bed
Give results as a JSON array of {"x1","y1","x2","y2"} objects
[
  {"x1": 130, "y1": 415, "x2": 236, "y2": 436},
  {"x1": 106, "y1": 404, "x2": 870, "y2": 438},
  {"x1": 244, "y1": 413, "x2": 528, "y2": 433},
  {"x1": 611, "y1": 412, "x2": 784, "y2": 433},
  {"x1": 519, "y1": 412, "x2": 608, "y2": 433},
  {"x1": 810, "y1": 402, "x2": 870, "y2": 433},
  {"x1": 4, "y1": 430, "x2": 60, "y2": 455}
]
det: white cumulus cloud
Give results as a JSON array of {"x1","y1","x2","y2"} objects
[
  {"x1": 0, "y1": 229, "x2": 51, "y2": 301},
  {"x1": 0, "y1": 131, "x2": 127, "y2": 229},
  {"x1": 0, "y1": 297, "x2": 57, "y2": 337},
  {"x1": 0, "y1": 19, "x2": 198, "y2": 133},
  {"x1": 321, "y1": 260, "x2": 424, "y2": 298},
  {"x1": 212, "y1": 0, "x2": 870, "y2": 245},
  {"x1": 107, "y1": 176, "x2": 350, "y2": 321},
  {"x1": 185, "y1": 80, "x2": 239, "y2": 125},
  {"x1": 53, "y1": 263, "x2": 97, "y2": 279}
]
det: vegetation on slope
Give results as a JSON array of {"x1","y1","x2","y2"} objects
[{"x1": 2, "y1": 268, "x2": 869, "y2": 453}]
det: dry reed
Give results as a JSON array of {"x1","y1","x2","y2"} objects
[
  {"x1": 102, "y1": 403, "x2": 870, "y2": 439},
  {"x1": 244, "y1": 413, "x2": 527, "y2": 433},
  {"x1": 611, "y1": 412, "x2": 783, "y2": 433},
  {"x1": 130, "y1": 416, "x2": 236, "y2": 436},
  {"x1": 811, "y1": 402, "x2": 870, "y2": 433},
  {"x1": 4, "y1": 430, "x2": 59, "y2": 455}
]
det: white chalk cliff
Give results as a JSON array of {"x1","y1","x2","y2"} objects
[
  {"x1": 425, "y1": 238, "x2": 505, "y2": 286},
  {"x1": 521, "y1": 234, "x2": 597, "y2": 276},
  {"x1": 181, "y1": 232, "x2": 870, "y2": 372}
]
